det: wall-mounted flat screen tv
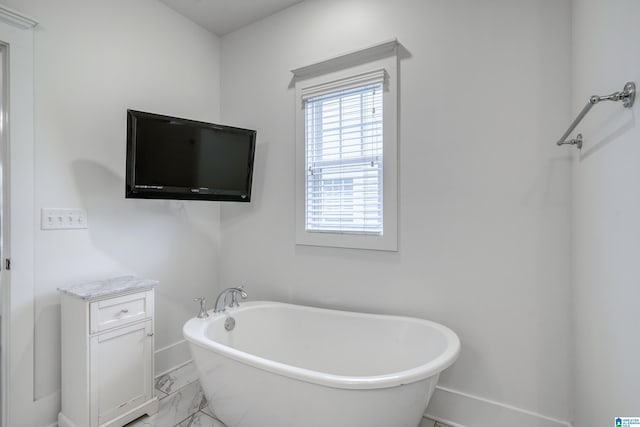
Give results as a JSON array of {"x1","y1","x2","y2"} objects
[{"x1": 126, "y1": 110, "x2": 256, "y2": 202}]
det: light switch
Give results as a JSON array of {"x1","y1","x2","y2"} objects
[{"x1": 41, "y1": 208, "x2": 88, "y2": 230}]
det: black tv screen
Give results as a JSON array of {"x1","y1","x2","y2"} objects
[{"x1": 126, "y1": 110, "x2": 256, "y2": 202}]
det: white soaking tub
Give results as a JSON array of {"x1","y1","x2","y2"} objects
[{"x1": 183, "y1": 301, "x2": 460, "y2": 427}]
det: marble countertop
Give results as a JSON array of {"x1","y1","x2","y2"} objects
[{"x1": 58, "y1": 275, "x2": 158, "y2": 300}]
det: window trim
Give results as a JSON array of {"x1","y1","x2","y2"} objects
[{"x1": 294, "y1": 46, "x2": 398, "y2": 251}]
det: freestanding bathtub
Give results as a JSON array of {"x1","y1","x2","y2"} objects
[{"x1": 183, "y1": 301, "x2": 460, "y2": 427}]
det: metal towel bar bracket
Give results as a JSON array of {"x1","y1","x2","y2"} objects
[{"x1": 556, "y1": 81, "x2": 636, "y2": 149}]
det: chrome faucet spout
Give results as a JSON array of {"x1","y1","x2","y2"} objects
[{"x1": 214, "y1": 286, "x2": 248, "y2": 313}]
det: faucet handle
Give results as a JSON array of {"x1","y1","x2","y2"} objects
[
  {"x1": 193, "y1": 297, "x2": 209, "y2": 319},
  {"x1": 230, "y1": 286, "x2": 248, "y2": 308}
]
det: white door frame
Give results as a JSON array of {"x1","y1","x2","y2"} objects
[{"x1": 0, "y1": 6, "x2": 37, "y2": 427}]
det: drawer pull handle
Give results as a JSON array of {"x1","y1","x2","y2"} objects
[
  {"x1": 120, "y1": 309, "x2": 129, "y2": 314},
  {"x1": 147, "y1": 332, "x2": 154, "y2": 337}
]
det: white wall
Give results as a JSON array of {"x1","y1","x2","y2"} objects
[
  {"x1": 219, "y1": 0, "x2": 572, "y2": 425},
  {"x1": 572, "y1": 1, "x2": 640, "y2": 426},
  {"x1": 0, "y1": 0, "x2": 222, "y2": 424}
]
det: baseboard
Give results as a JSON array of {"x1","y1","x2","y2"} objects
[
  {"x1": 154, "y1": 339, "x2": 192, "y2": 377},
  {"x1": 425, "y1": 386, "x2": 573, "y2": 427}
]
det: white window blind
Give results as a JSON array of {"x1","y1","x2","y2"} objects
[{"x1": 303, "y1": 71, "x2": 384, "y2": 235}]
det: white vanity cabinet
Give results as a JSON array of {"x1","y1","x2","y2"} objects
[{"x1": 58, "y1": 277, "x2": 159, "y2": 427}]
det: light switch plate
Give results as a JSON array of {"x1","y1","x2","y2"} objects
[{"x1": 41, "y1": 208, "x2": 88, "y2": 230}]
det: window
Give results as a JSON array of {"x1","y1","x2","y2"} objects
[
  {"x1": 305, "y1": 80, "x2": 383, "y2": 234},
  {"x1": 294, "y1": 41, "x2": 398, "y2": 251}
]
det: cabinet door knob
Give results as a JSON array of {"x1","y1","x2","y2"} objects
[{"x1": 147, "y1": 332, "x2": 154, "y2": 337}]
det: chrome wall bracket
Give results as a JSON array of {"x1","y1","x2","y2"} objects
[
  {"x1": 557, "y1": 133, "x2": 582, "y2": 150},
  {"x1": 556, "y1": 81, "x2": 636, "y2": 149},
  {"x1": 621, "y1": 81, "x2": 636, "y2": 108}
]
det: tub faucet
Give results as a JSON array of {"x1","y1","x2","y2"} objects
[
  {"x1": 214, "y1": 286, "x2": 248, "y2": 313},
  {"x1": 193, "y1": 297, "x2": 209, "y2": 319}
]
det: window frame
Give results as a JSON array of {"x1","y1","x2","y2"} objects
[{"x1": 294, "y1": 51, "x2": 398, "y2": 251}]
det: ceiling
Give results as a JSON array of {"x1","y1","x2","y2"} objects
[{"x1": 158, "y1": 0, "x2": 304, "y2": 36}]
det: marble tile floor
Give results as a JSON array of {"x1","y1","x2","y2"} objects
[
  {"x1": 125, "y1": 362, "x2": 224, "y2": 427},
  {"x1": 126, "y1": 360, "x2": 451, "y2": 427}
]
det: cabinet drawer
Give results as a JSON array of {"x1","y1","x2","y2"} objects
[{"x1": 90, "y1": 291, "x2": 153, "y2": 333}]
